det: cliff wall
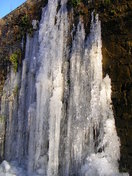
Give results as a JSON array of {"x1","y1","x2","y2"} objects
[
  {"x1": 0, "y1": 0, "x2": 47, "y2": 161},
  {"x1": 100, "y1": 1, "x2": 132, "y2": 173},
  {"x1": 0, "y1": 0, "x2": 47, "y2": 98}
]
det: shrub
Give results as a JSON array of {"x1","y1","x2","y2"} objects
[
  {"x1": 110, "y1": 9, "x2": 116, "y2": 15},
  {"x1": 0, "y1": 115, "x2": 4, "y2": 123},
  {"x1": 9, "y1": 50, "x2": 21, "y2": 73},
  {"x1": 71, "y1": 0, "x2": 81, "y2": 7},
  {"x1": 20, "y1": 15, "x2": 33, "y2": 36},
  {"x1": 103, "y1": 0, "x2": 111, "y2": 5},
  {"x1": 21, "y1": 15, "x2": 29, "y2": 26}
]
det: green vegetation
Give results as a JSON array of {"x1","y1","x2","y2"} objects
[
  {"x1": 71, "y1": 0, "x2": 81, "y2": 7},
  {"x1": 110, "y1": 9, "x2": 116, "y2": 15},
  {"x1": 103, "y1": 0, "x2": 111, "y2": 5},
  {"x1": 21, "y1": 15, "x2": 30, "y2": 26},
  {"x1": 20, "y1": 15, "x2": 34, "y2": 36},
  {"x1": 9, "y1": 50, "x2": 21, "y2": 73},
  {"x1": 0, "y1": 115, "x2": 5, "y2": 123},
  {"x1": 10, "y1": 52, "x2": 18, "y2": 72}
]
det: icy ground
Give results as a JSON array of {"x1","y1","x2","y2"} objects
[
  {"x1": 0, "y1": 159, "x2": 129, "y2": 176},
  {"x1": 0, "y1": 160, "x2": 27, "y2": 176}
]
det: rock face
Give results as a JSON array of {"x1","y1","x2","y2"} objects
[
  {"x1": 99, "y1": 1, "x2": 132, "y2": 173},
  {"x1": 0, "y1": 0, "x2": 48, "y2": 161},
  {"x1": 0, "y1": 0, "x2": 132, "y2": 174},
  {"x1": 0, "y1": 0, "x2": 47, "y2": 99}
]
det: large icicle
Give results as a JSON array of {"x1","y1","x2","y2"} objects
[{"x1": 65, "y1": 13, "x2": 128, "y2": 176}]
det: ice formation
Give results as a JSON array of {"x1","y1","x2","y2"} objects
[{"x1": 0, "y1": 0, "x2": 129, "y2": 176}]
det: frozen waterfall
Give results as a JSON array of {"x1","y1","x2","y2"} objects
[{"x1": 0, "y1": 0, "x2": 129, "y2": 176}]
